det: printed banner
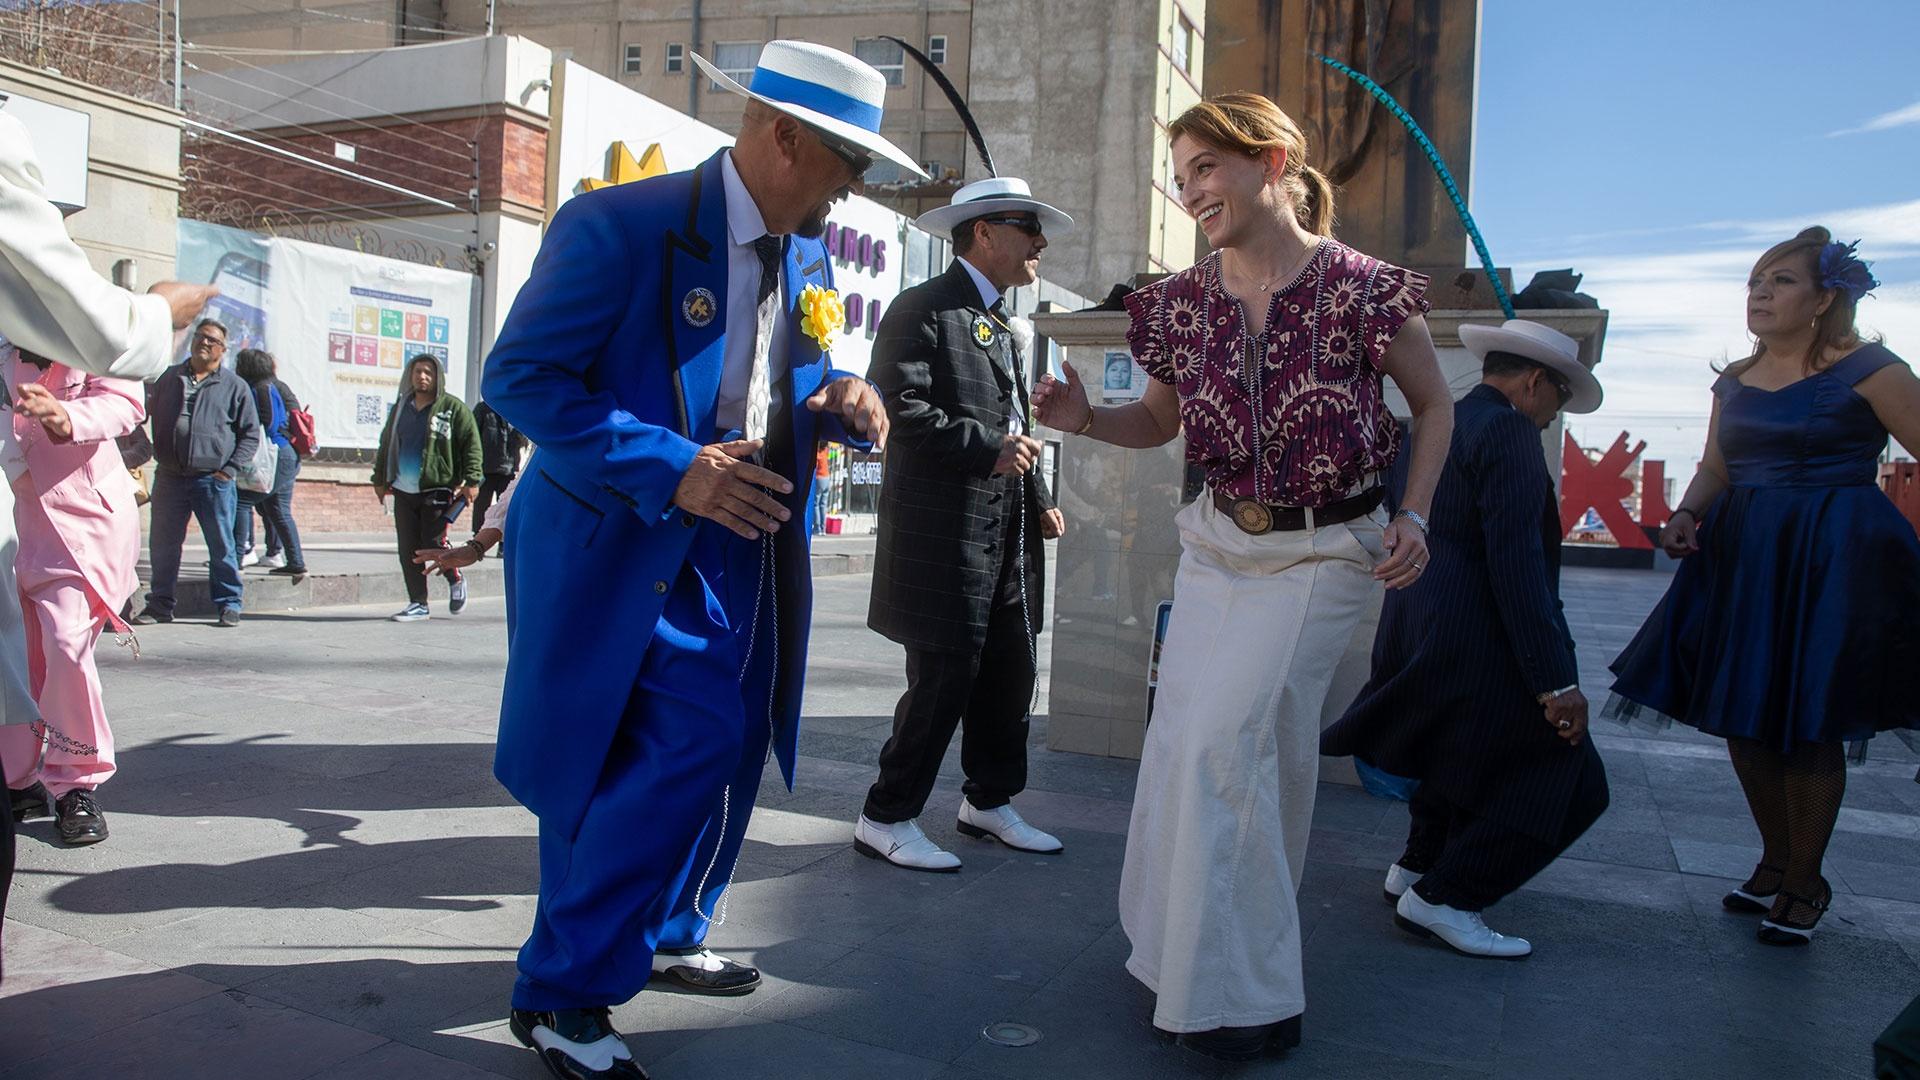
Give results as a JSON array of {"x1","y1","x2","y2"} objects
[{"x1": 264, "y1": 237, "x2": 473, "y2": 450}]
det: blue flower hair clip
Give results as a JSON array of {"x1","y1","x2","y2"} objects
[{"x1": 1818, "y1": 240, "x2": 1879, "y2": 302}]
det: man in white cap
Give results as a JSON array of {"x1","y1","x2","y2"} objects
[
  {"x1": 1322, "y1": 319, "x2": 1611, "y2": 960},
  {"x1": 480, "y1": 41, "x2": 915, "y2": 1079},
  {"x1": 854, "y1": 178, "x2": 1073, "y2": 871}
]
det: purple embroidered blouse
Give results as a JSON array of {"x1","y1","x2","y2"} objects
[{"x1": 1124, "y1": 240, "x2": 1430, "y2": 507}]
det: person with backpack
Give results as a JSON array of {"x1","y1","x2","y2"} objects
[
  {"x1": 470, "y1": 399, "x2": 526, "y2": 542},
  {"x1": 231, "y1": 350, "x2": 306, "y2": 576}
]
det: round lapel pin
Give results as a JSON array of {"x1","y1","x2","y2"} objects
[
  {"x1": 972, "y1": 315, "x2": 995, "y2": 349},
  {"x1": 682, "y1": 287, "x2": 717, "y2": 328}
]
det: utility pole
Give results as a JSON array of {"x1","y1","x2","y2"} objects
[{"x1": 171, "y1": 0, "x2": 184, "y2": 110}]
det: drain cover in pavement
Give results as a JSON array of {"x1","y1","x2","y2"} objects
[{"x1": 982, "y1": 1022, "x2": 1041, "y2": 1047}]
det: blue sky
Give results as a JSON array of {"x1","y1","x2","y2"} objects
[{"x1": 1472, "y1": 0, "x2": 1920, "y2": 473}]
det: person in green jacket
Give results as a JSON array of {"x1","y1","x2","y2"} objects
[{"x1": 372, "y1": 354, "x2": 483, "y2": 621}]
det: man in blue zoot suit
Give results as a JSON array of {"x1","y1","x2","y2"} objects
[{"x1": 481, "y1": 41, "x2": 922, "y2": 1080}]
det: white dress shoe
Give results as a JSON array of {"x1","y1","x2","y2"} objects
[
  {"x1": 1383, "y1": 862, "x2": 1424, "y2": 905},
  {"x1": 1394, "y1": 889, "x2": 1531, "y2": 958},
  {"x1": 854, "y1": 815, "x2": 961, "y2": 872},
  {"x1": 956, "y1": 800, "x2": 1064, "y2": 854}
]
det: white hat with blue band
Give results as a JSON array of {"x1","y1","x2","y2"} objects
[{"x1": 692, "y1": 40, "x2": 928, "y2": 179}]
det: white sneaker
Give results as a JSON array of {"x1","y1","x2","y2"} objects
[
  {"x1": 854, "y1": 814, "x2": 961, "y2": 872},
  {"x1": 1384, "y1": 862, "x2": 1424, "y2": 904},
  {"x1": 957, "y1": 799, "x2": 1064, "y2": 854},
  {"x1": 390, "y1": 603, "x2": 430, "y2": 622},
  {"x1": 258, "y1": 552, "x2": 286, "y2": 569},
  {"x1": 239, "y1": 549, "x2": 261, "y2": 568},
  {"x1": 1394, "y1": 889, "x2": 1532, "y2": 958}
]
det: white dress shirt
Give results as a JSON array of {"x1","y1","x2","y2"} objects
[
  {"x1": 714, "y1": 150, "x2": 789, "y2": 434},
  {"x1": 956, "y1": 257, "x2": 1021, "y2": 433}
]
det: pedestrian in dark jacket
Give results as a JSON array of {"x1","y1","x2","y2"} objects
[
  {"x1": 1322, "y1": 319, "x2": 1610, "y2": 959},
  {"x1": 470, "y1": 400, "x2": 527, "y2": 539},
  {"x1": 132, "y1": 319, "x2": 260, "y2": 627},
  {"x1": 372, "y1": 353, "x2": 482, "y2": 621},
  {"x1": 231, "y1": 349, "x2": 306, "y2": 575}
]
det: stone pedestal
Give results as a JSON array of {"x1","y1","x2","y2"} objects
[{"x1": 1035, "y1": 306, "x2": 1608, "y2": 762}]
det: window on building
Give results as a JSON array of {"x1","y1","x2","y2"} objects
[
  {"x1": 623, "y1": 43, "x2": 643, "y2": 75},
  {"x1": 664, "y1": 42, "x2": 684, "y2": 74},
  {"x1": 928, "y1": 35, "x2": 948, "y2": 64},
  {"x1": 1171, "y1": 14, "x2": 1194, "y2": 74},
  {"x1": 711, "y1": 41, "x2": 760, "y2": 89},
  {"x1": 854, "y1": 37, "x2": 906, "y2": 87}
]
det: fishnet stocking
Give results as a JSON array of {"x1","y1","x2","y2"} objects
[
  {"x1": 1726, "y1": 737, "x2": 1787, "y2": 896},
  {"x1": 1771, "y1": 740, "x2": 1844, "y2": 925}
]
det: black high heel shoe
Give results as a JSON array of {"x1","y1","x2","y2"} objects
[
  {"x1": 9, "y1": 781, "x2": 52, "y2": 822},
  {"x1": 1723, "y1": 863, "x2": 1783, "y2": 914},
  {"x1": 1757, "y1": 877, "x2": 1831, "y2": 946}
]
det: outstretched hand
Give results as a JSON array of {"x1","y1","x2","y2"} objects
[
  {"x1": 1032, "y1": 361, "x2": 1092, "y2": 433},
  {"x1": 148, "y1": 281, "x2": 220, "y2": 330},
  {"x1": 806, "y1": 378, "x2": 888, "y2": 451},
  {"x1": 673, "y1": 439, "x2": 794, "y2": 540}
]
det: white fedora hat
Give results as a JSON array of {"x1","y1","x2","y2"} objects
[
  {"x1": 692, "y1": 40, "x2": 927, "y2": 179},
  {"x1": 915, "y1": 177, "x2": 1074, "y2": 239},
  {"x1": 1459, "y1": 319, "x2": 1603, "y2": 414}
]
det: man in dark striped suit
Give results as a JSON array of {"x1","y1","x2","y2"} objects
[
  {"x1": 1322, "y1": 319, "x2": 1611, "y2": 959},
  {"x1": 854, "y1": 178, "x2": 1072, "y2": 872}
]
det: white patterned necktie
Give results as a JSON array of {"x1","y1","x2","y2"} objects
[{"x1": 746, "y1": 235, "x2": 782, "y2": 444}]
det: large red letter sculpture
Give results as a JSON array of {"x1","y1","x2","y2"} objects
[{"x1": 1560, "y1": 432, "x2": 1671, "y2": 550}]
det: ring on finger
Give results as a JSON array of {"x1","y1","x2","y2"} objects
[{"x1": 1557, "y1": 720, "x2": 1571, "y2": 730}]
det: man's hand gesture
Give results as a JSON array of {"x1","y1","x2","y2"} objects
[
  {"x1": 993, "y1": 433, "x2": 1040, "y2": 477},
  {"x1": 674, "y1": 439, "x2": 794, "y2": 540}
]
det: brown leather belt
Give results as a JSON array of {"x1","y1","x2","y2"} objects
[{"x1": 1212, "y1": 486, "x2": 1386, "y2": 535}]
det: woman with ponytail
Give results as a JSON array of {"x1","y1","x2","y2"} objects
[
  {"x1": 1034, "y1": 91, "x2": 1453, "y2": 1060},
  {"x1": 1609, "y1": 228, "x2": 1920, "y2": 947}
]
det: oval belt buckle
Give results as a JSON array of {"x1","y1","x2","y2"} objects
[{"x1": 1229, "y1": 498, "x2": 1273, "y2": 535}]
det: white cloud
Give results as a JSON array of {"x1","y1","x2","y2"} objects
[
  {"x1": 1530, "y1": 197, "x2": 1920, "y2": 477},
  {"x1": 1830, "y1": 100, "x2": 1920, "y2": 137}
]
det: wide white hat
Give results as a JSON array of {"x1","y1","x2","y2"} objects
[
  {"x1": 914, "y1": 177, "x2": 1074, "y2": 239},
  {"x1": 1458, "y1": 319, "x2": 1603, "y2": 414},
  {"x1": 692, "y1": 41, "x2": 927, "y2": 178}
]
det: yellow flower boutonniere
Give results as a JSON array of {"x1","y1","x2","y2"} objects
[{"x1": 797, "y1": 283, "x2": 846, "y2": 353}]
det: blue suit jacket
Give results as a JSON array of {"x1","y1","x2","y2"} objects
[{"x1": 483, "y1": 149, "x2": 871, "y2": 838}]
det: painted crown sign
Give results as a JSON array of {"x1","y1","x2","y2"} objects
[{"x1": 578, "y1": 141, "x2": 668, "y2": 194}]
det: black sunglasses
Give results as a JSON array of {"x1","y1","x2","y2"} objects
[
  {"x1": 980, "y1": 216, "x2": 1044, "y2": 237},
  {"x1": 811, "y1": 127, "x2": 873, "y2": 177},
  {"x1": 1544, "y1": 371, "x2": 1572, "y2": 405}
]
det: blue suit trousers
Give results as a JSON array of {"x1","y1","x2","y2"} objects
[{"x1": 512, "y1": 521, "x2": 777, "y2": 1010}]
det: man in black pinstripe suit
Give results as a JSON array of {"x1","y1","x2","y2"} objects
[
  {"x1": 1323, "y1": 319, "x2": 1612, "y2": 959},
  {"x1": 853, "y1": 179, "x2": 1073, "y2": 872}
]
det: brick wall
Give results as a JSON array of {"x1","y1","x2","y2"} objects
[{"x1": 290, "y1": 465, "x2": 392, "y2": 534}]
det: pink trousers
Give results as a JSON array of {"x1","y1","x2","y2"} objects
[{"x1": 0, "y1": 574, "x2": 113, "y2": 797}]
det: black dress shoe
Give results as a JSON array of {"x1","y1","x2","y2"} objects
[
  {"x1": 54, "y1": 788, "x2": 108, "y2": 845},
  {"x1": 651, "y1": 947, "x2": 761, "y2": 995},
  {"x1": 1160, "y1": 1014, "x2": 1303, "y2": 1062},
  {"x1": 128, "y1": 608, "x2": 171, "y2": 625},
  {"x1": 509, "y1": 1007, "x2": 649, "y2": 1080},
  {"x1": 10, "y1": 781, "x2": 52, "y2": 822}
]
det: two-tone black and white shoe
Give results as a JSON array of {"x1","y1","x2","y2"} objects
[
  {"x1": 1757, "y1": 877, "x2": 1832, "y2": 947},
  {"x1": 650, "y1": 947, "x2": 761, "y2": 995},
  {"x1": 509, "y1": 1007, "x2": 649, "y2": 1080},
  {"x1": 1723, "y1": 863, "x2": 1783, "y2": 914}
]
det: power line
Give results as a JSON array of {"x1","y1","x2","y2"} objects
[
  {"x1": 184, "y1": 172, "x2": 471, "y2": 255},
  {"x1": 186, "y1": 118, "x2": 464, "y2": 210},
  {"x1": 184, "y1": 46, "x2": 477, "y2": 156},
  {"x1": 184, "y1": 68, "x2": 478, "y2": 183}
]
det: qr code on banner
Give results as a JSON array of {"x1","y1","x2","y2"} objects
[{"x1": 356, "y1": 394, "x2": 385, "y2": 425}]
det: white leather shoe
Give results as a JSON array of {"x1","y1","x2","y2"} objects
[
  {"x1": 1383, "y1": 863, "x2": 1424, "y2": 905},
  {"x1": 956, "y1": 800, "x2": 1064, "y2": 854},
  {"x1": 1394, "y1": 889, "x2": 1531, "y2": 958},
  {"x1": 854, "y1": 815, "x2": 961, "y2": 872}
]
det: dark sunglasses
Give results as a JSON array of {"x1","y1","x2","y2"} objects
[
  {"x1": 980, "y1": 216, "x2": 1044, "y2": 237},
  {"x1": 1544, "y1": 371, "x2": 1572, "y2": 406},
  {"x1": 811, "y1": 127, "x2": 873, "y2": 177}
]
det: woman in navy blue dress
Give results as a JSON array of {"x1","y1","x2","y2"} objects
[{"x1": 1610, "y1": 227, "x2": 1920, "y2": 947}]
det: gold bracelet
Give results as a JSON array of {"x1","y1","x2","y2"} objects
[{"x1": 1075, "y1": 409, "x2": 1095, "y2": 436}]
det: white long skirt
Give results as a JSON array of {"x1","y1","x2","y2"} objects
[{"x1": 1119, "y1": 494, "x2": 1385, "y2": 1033}]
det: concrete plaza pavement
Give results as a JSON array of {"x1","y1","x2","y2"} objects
[{"x1": 2, "y1": 566, "x2": 1918, "y2": 1079}]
